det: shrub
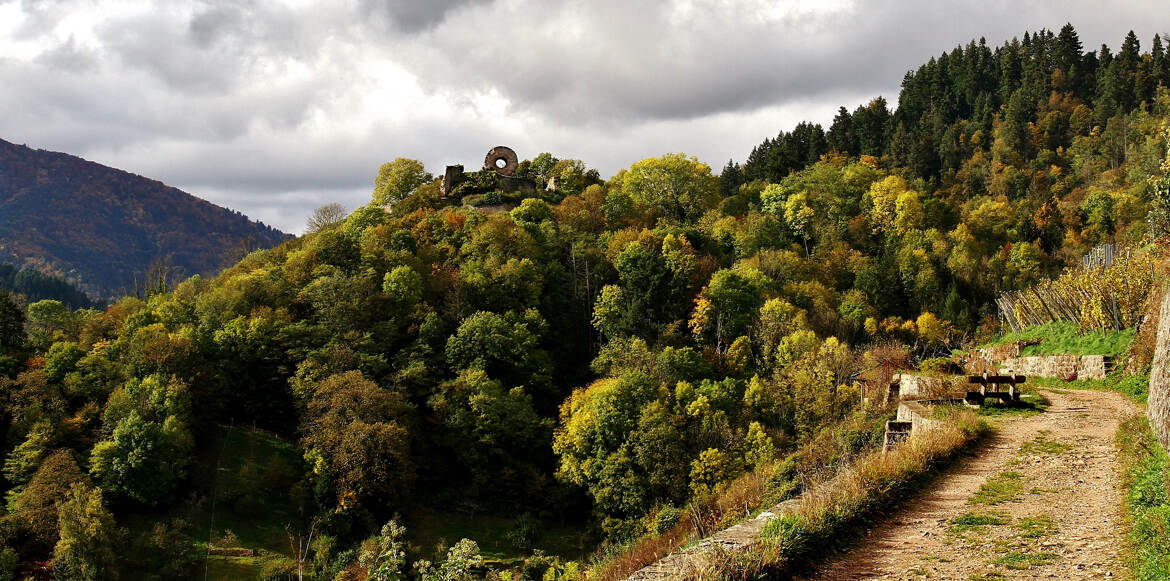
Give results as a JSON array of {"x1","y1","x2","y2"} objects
[
  {"x1": 259, "y1": 559, "x2": 297, "y2": 581},
  {"x1": 1117, "y1": 416, "x2": 1170, "y2": 580},
  {"x1": 507, "y1": 513, "x2": 542, "y2": 551},
  {"x1": 649, "y1": 505, "x2": 681, "y2": 535},
  {"x1": 919, "y1": 356, "x2": 959, "y2": 375}
]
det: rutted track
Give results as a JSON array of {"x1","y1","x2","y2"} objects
[{"x1": 806, "y1": 389, "x2": 1139, "y2": 580}]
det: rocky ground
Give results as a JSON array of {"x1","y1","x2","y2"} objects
[{"x1": 805, "y1": 388, "x2": 1140, "y2": 581}]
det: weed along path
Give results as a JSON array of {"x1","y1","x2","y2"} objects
[{"x1": 806, "y1": 388, "x2": 1140, "y2": 581}]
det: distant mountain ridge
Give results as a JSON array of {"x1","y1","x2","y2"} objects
[{"x1": 0, "y1": 138, "x2": 290, "y2": 298}]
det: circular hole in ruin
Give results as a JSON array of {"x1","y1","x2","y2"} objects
[{"x1": 495, "y1": 158, "x2": 506, "y2": 169}]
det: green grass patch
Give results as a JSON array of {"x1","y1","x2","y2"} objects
[
  {"x1": 1019, "y1": 431, "x2": 1069, "y2": 455},
  {"x1": 983, "y1": 321, "x2": 1134, "y2": 356},
  {"x1": 969, "y1": 471, "x2": 1026, "y2": 505},
  {"x1": 191, "y1": 426, "x2": 309, "y2": 555},
  {"x1": 1029, "y1": 374, "x2": 1150, "y2": 403},
  {"x1": 1116, "y1": 416, "x2": 1170, "y2": 581},
  {"x1": 992, "y1": 550, "x2": 1058, "y2": 569},
  {"x1": 121, "y1": 425, "x2": 312, "y2": 581},
  {"x1": 204, "y1": 555, "x2": 273, "y2": 580},
  {"x1": 1013, "y1": 514, "x2": 1058, "y2": 539},
  {"x1": 947, "y1": 511, "x2": 1010, "y2": 535}
]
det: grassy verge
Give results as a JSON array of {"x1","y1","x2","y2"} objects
[
  {"x1": 1116, "y1": 416, "x2": 1170, "y2": 581},
  {"x1": 700, "y1": 408, "x2": 986, "y2": 580},
  {"x1": 1029, "y1": 374, "x2": 1150, "y2": 403},
  {"x1": 982, "y1": 321, "x2": 1135, "y2": 356}
]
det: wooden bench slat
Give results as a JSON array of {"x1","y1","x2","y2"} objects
[{"x1": 967, "y1": 375, "x2": 1027, "y2": 383}]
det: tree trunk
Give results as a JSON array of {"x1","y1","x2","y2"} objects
[{"x1": 1148, "y1": 291, "x2": 1170, "y2": 449}]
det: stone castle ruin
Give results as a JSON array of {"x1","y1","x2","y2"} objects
[{"x1": 440, "y1": 145, "x2": 539, "y2": 200}]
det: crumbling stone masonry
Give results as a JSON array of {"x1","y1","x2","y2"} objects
[
  {"x1": 439, "y1": 145, "x2": 537, "y2": 198},
  {"x1": 1148, "y1": 292, "x2": 1170, "y2": 449}
]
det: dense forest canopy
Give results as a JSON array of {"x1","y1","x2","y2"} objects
[
  {"x1": 0, "y1": 265, "x2": 94, "y2": 310},
  {"x1": 0, "y1": 24, "x2": 1168, "y2": 580}
]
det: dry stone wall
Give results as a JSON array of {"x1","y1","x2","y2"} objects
[
  {"x1": 987, "y1": 353, "x2": 1110, "y2": 380},
  {"x1": 1148, "y1": 292, "x2": 1170, "y2": 449}
]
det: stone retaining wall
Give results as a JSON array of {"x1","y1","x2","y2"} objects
[
  {"x1": 894, "y1": 374, "x2": 952, "y2": 399},
  {"x1": 997, "y1": 354, "x2": 1110, "y2": 380},
  {"x1": 1148, "y1": 291, "x2": 1170, "y2": 449},
  {"x1": 896, "y1": 401, "x2": 945, "y2": 433}
]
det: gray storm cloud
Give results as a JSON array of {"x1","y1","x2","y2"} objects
[{"x1": 0, "y1": 0, "x2": 1165, "y2": 232}]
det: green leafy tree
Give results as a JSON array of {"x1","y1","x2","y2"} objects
[
  {"x1": 743, "y1": 422, "x2": 776, "y2": 469},
  {"x1": 383, "y1": 265, "x2": 423, "y2": 307},
  {"x1": 530, "y1": 152, "x2": 558, "y2": 178},
  {"x1": 373, "y1": 159, "x2": 433, "y2": 206},
  {"x1": 688, "y1": 448, "x2": 742, "y2": 496},
  {"x1": 592, "y1": 285, "x2": 634, "y2": 339},
  {"x1": 784, "y1": 192, "x2": 816, "y2": 256},
  {"x1": 692, "y1": 267, "x2": 768, "y2": 350},
  {"x1": 553, "y1": 372, "x2": 660, "y2": 518},
  {"x1": 612, "y1": 241, "x2": 673, "y2": 335},
  {"x1": 428, "y1": 370, "x2": 547, "y2": 495},
  {"x1": 26, "y1": 299, "x2": 71, "y2": 350},
  {"x1": 52, "y1": 483, "x2": 119, "y2": 581},
  {"x1": 43, "y1": 342, "x2": 84, "y2": 383},
  {"x1": 629, "y1": 400, "x2": 688, "y2": 502},
  {"x1": 444, "y1": 310, "x2": 550, "y2": 388},
  {"x1": 622, "y1": 153, "x2": 719, "y2": 222},
  {"x1": 90, "y1": 410, "x2": 192, "y2": 506},
  {"x1": 4, "y1": 420, "x2": 56, "y2": 487},
  {"x1": 10, "y1": 449, "x2": 88, "y2": 552},
  {"x1": 1150, "y1": 131, "x2": 1170, "y2": 239},
  {"x1": 303, "y1": 371, "x2": 414, "y2": 508}
]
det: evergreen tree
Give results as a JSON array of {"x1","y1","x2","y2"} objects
[
  {"x1": 1153, "y1": 34, "x2": 1167, "y2": 87},
  {"x1": 1114, "y1": 31, "x2": 1141, "y2": 111},
  {"x1": 0, "y1": 291, "x2": 24, "y2": 353},
  {"x1": 827, "y1": 106, "x2": 856, "y2": 154},
  {"x1": 719, "y1": 160, "x2": 744, "y2": 198}
]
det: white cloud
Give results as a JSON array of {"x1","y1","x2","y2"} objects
[{"x1": 0, "y1": 0, "x2": 1166, "y2": 233}]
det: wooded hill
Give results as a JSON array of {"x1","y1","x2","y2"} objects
[
  {"x1": 0, "y1": 23, "x2": 1166, "y2": 581},
  {"x1": 0, "y1": 138, "x2": 289, "y2": 299}
]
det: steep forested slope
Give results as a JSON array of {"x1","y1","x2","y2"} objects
[
  {"x1": 0, "y1": 138, "x2": 289, "y2": 298},
  {"x1": 0, "y1": 24, "x2": 1167, "y2": 581}
]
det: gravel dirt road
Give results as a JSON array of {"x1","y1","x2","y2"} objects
[{"x1": 805, "y1": 388, "x2": 1140, "y2": 581}]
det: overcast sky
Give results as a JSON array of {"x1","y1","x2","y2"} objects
[{"x1": 1, "y1": 0, "x2": 1166, "y2": 233}]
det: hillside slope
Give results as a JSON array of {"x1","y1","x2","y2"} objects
[{"x1": 0, "y1": 138, "x2": 289, "y2": 297}]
